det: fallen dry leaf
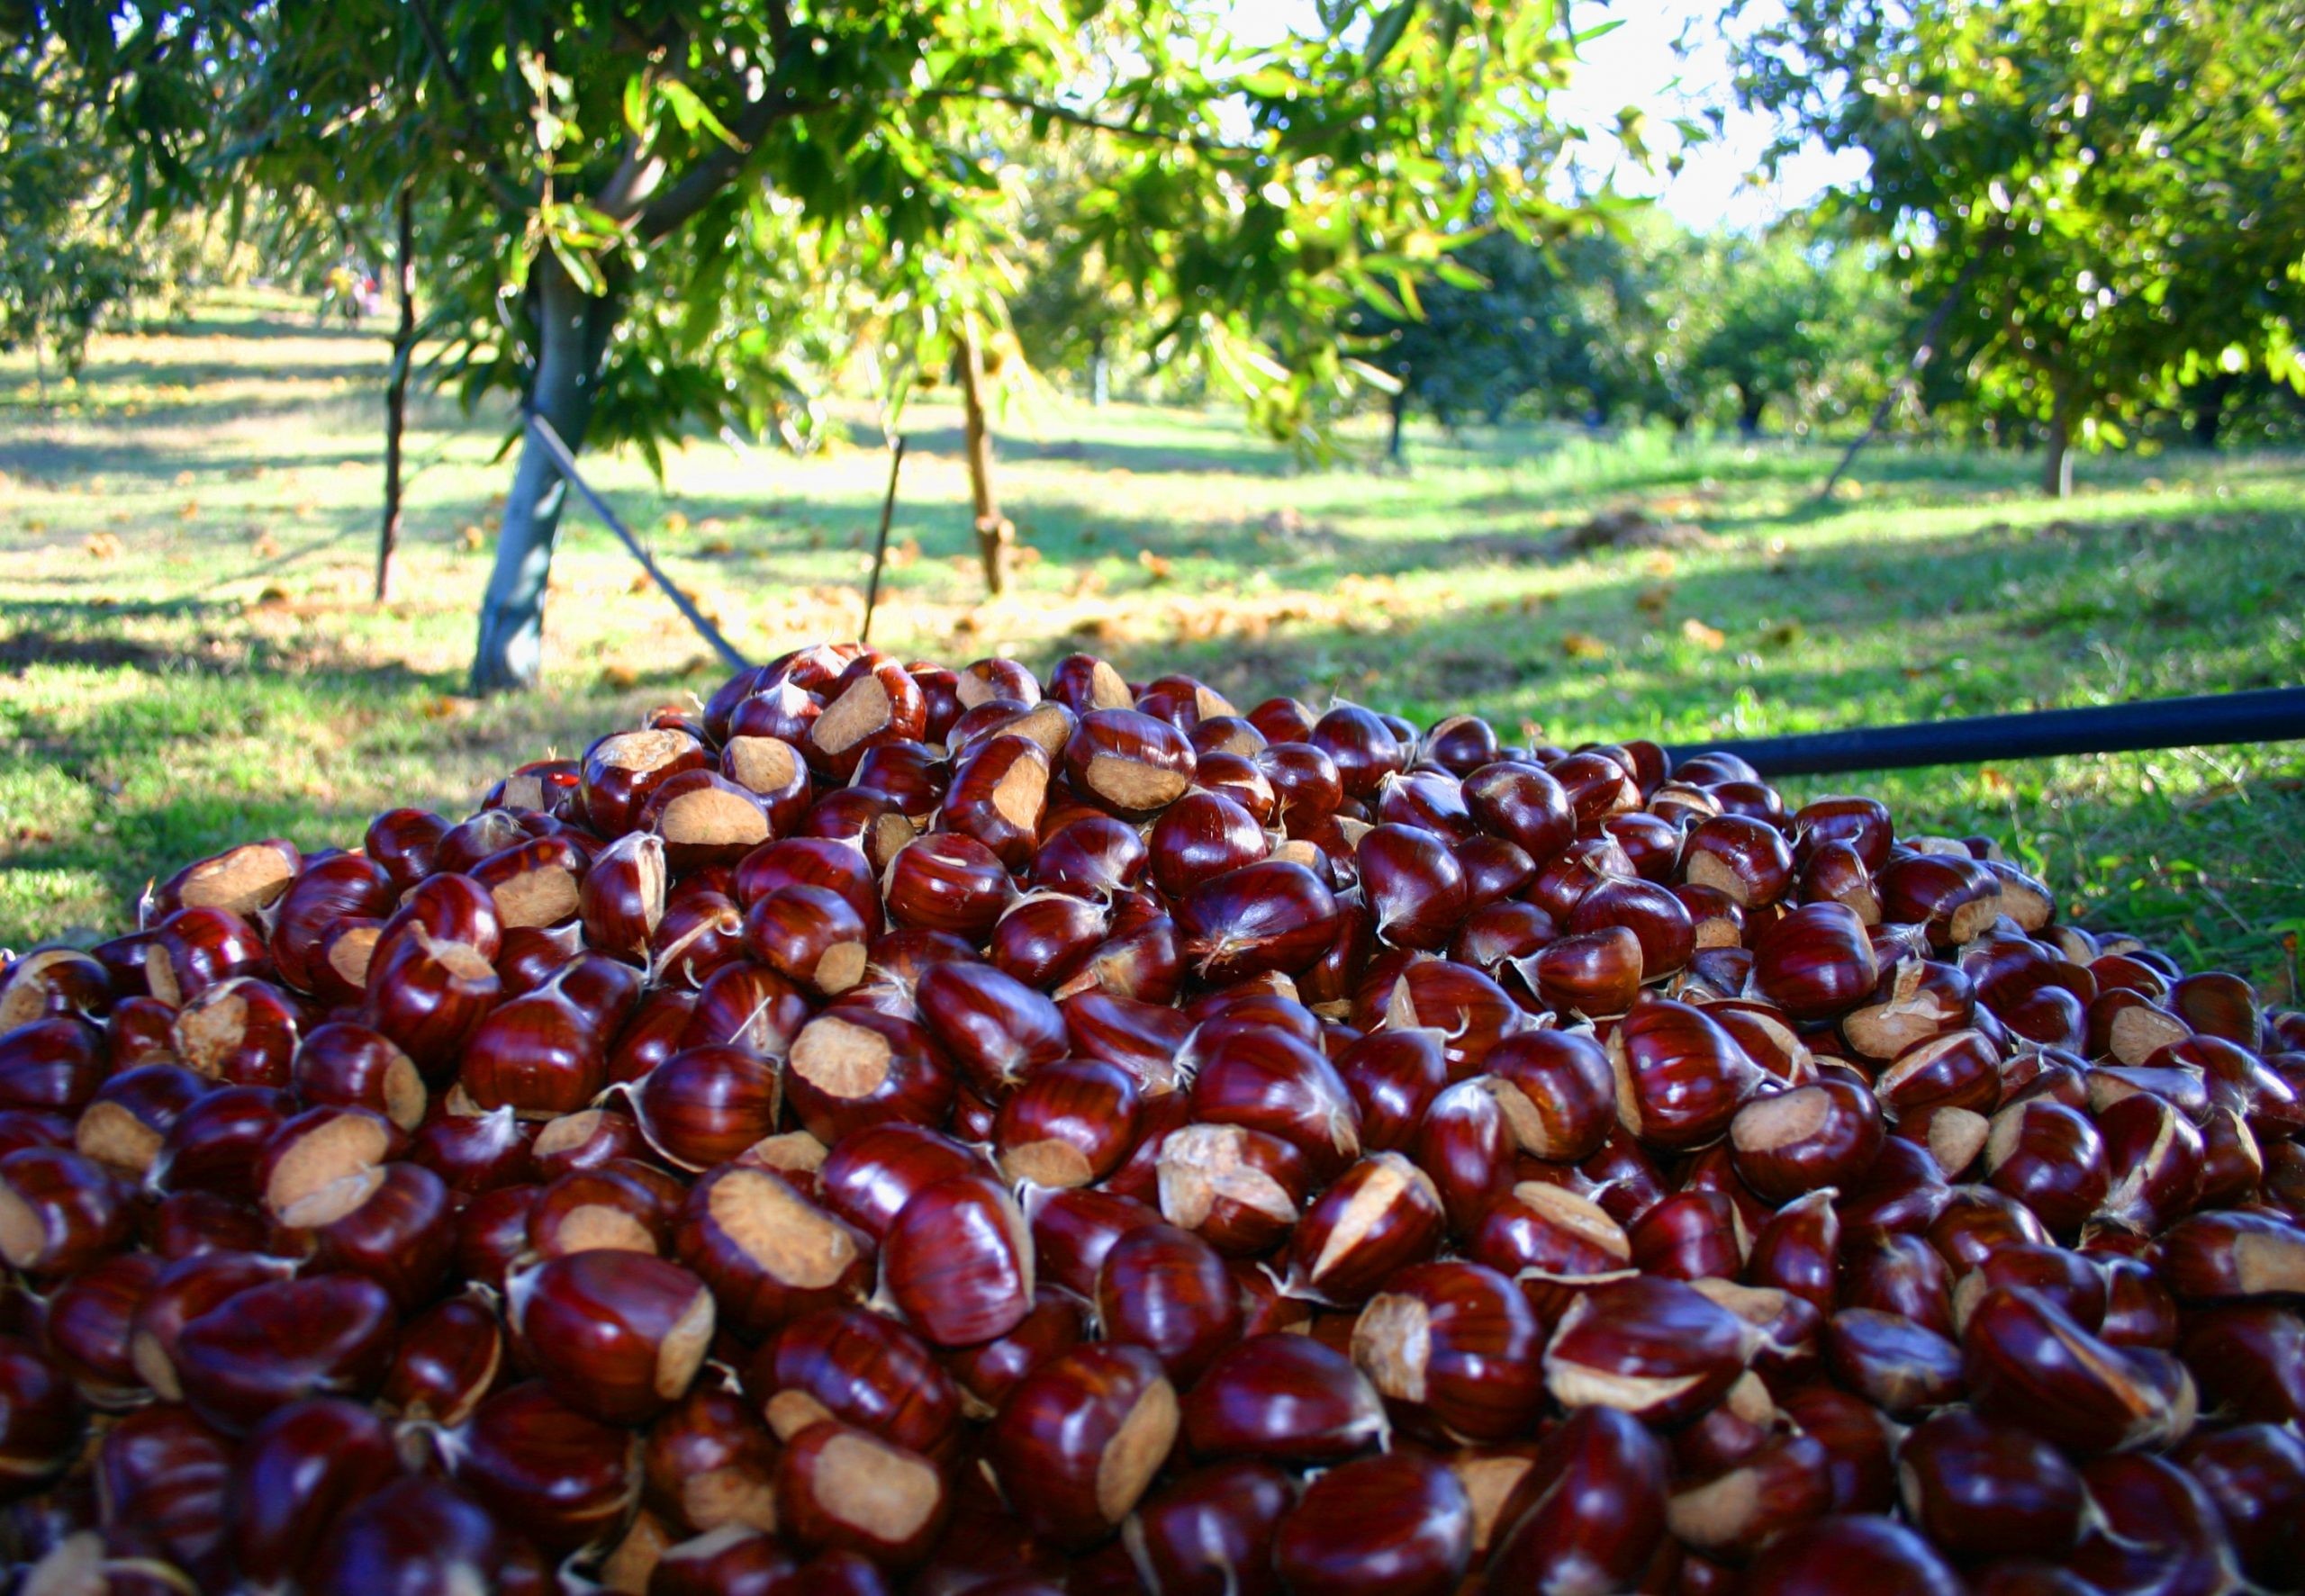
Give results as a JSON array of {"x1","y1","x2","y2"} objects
[
  {"x1": 1681, "y1": 617, "x2": 1727, "y2": 651},
  {"x1": 85, "y1": 531, "x2": 123, "y2": 561},
  {"x1": 1561, "y1": 631, "x2": 1609, "y2": 661}
]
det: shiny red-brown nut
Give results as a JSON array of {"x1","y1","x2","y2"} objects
[
  {"x1": 880, "y1": 1172, "x2": 1035, "y2": 1348},
  {"x1": 990, "y1": 1059, "x2": 1138, "y2": 1190},
  {"x1": 777, "y1": 1437, "x2": 950, "y2": 1582},
  {"x1": 173, "y1": 1273, "x2": 397, "y2": 1434},
  {"x1": 523, "y1": 1165, "x2": 673, "y2": 1262},
  {"x1": 1271, "y1": 1448, "x2": 1471, "y2": 1596},
  {"x1": 1528, "y1": 926, "x2": 1643, "y2": 1018},
  {"x1": 984, "y1": 1342, "x2": 1178, "y2": 1551},
  {"x1": 1176, "y1": 860, "x2": 1342, "y2": 983},
  {"x1": 507, "y1": 1249, "x2": 715, "y2": 1426},
  {"x1": 0, "y1": 1335, "x2": 82, "y2": 1499},
  {"x1": 1333, "y1": 1026, "x2": 1449, "y2": 1153},
  {"x1": 783, "y1": 1014, "x2": 955, "y2": 1149},
  {"x1": 1667, "y1": 1431, "x2": 1835, "y2": 1558},
  {"x1": 1962, "y1": 1284, "x2": 2194, "y2": 1454},
  {"x1": 2174, "y1": 1421, "x2": 2305, "y2": 1586},
  {"x1": 1741, "y1": 1514, "x2": 1960, "y2": 1595},
  {"x1": 1282, "y1": 1151, "x2": 1444, "y2": 1306},
  {"x1": 379, "y1": 1293, "x2": 502, "y2": 1427},
  {"x1": 1542, "y1": 1274, "x2": 1752, "y2": 1426},
  {"x1": 2065, "y1": 1451, "x2": 2245, "y2": 1596},
  {"x1": 1980, "y1": 1098, "x2": 2108, "y2": 1237},
  {"x1": 817, "y1": 1122, "x2": 984, "y2": 1246},
  {"x1": 1752, "y1": 902, "x2": 1881, "y2": 1023},
  {"x1": 454, "y1": 1379, "x2": 638, "y2": 1555},
  {"x1": 2156, "y1": 1209, "x2": 2305, "y2": 1301},
  {"x1": 1350, "y1": 1259, "x2": 1544, "y2": 1443},
  {"x1": 1894, "y1": 1407, "x2": 2083, "y2": 1564},
  {"x1": 632, "y1": 1044, "x2": 783, "y2": 1171},
  {"x1": 1154, "y1": 1123, "x2": 1308, "y2": 1257},
  {"x1": 642, "y1": 1384, "x2": 782, "y2": 1537},
  {"x1": 1181, "y1": 1333, "x2": 1387, "y2": 1465},
  {"x1": 1823, "y1": 1307, "x2": 1964, "y2": 1418},
  {"x1": 2092, "y1": 1089, "x2": 2205, "y2": 1232},
  {"x1": 913, "y1": 960, "x2": 1067, "y2": 1103},
  {"x1": 1729, "y1": 1077, "x2": 1885, "y2": 1202},
  {"x1": 1605, "y1": 998, "x2": 1761, "y2": 1150},
  {"x1": 1628, "y1": 1188, "x2": 1746, "y2": 1283},
  {"x1": 127, "y1": 1249, "x2": 295, "y2": 1402},
  {"x1": 226, "y1": 1395, "x2": 401, "y2": 1589},
  {"x1": 1842, "y1": 958, "x2": 1974, "y2": 1061},
  {"x1": 757, "y1": 1303, "x2": 961, "y2": 1460},
  {"x1": 1839, "y1": 1230, "x2": 1953, "y2": 1339},
  {"x1": 1485, "y1": 1403, "x2": 1667, "y2": 1593},
  {"x1": 807, "y1": 654, "x2": 928, "y2": 781},
  {"x1": 0, "y1": 1146, "x2": 130, "y2": 1278},
  {"x1": 582, "y1": 726, "x2": 709, "y2": 836},
  {"x1": 1481, "y1": 1028, "x2": 1615, "y2": 1164},
  {"x1": 1093, "y1": 1222, "x2": 1240, "y2": 1387},
  {"x1": 1062, "y1": 708, "x2": 1197, "y2": 819},
  {"x1": 674, "y1": 1165, "x2": 871, "y2": 1339},
  {"x1": 167, "y1": 975, "x2": 299, "y2": 1088},
  {"x1": 40, "y1": 1251, "x2": 159, "y2": 1409},
  {"x1": 2175, "y1": 1304, "x2": 2305, "y2": 1421},
  {"x1": 93, "y1": 1401, "x2": 236, "y2": 1573},
  {"x1": 71, "y1": 1062, "x2": 206, "y2": 1179},
  {"x1": 1121, "y1": 1459, "x2": 1294, "y2": 1596},
  {"x1": 295, "y1": 1159, "x2": 455, "y2": 1310}
]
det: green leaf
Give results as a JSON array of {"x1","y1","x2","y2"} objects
[{"x1": 1364, "y1": 3, "x2": 1418, "y2": 73}]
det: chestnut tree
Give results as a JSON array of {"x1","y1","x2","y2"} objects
[
  {"x1": 1731, "y1": 0, "x2": 2305, "y2": 496},
  {"x1": 36, "y1": 0, "x2": 1581, "y2": 690}
]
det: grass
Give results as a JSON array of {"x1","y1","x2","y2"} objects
[{"x1": 4, "y1": 291, "x2": 2302, "y2": 998}]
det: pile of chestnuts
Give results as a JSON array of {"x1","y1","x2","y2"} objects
[{"x1": 1, "y1": 639, "x2": 2300, "y2": 1595}]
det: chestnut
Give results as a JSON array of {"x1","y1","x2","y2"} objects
[
  {"x1": 227, "y1": 1396, "x2": 401, "y2": 1589},
  {"x1": 1541, "y1": 1274, "x2": 1752, "y2": 1425},
  {"x1": 757, "y1": 1304, "x2": 960, "y2": 1459},
  {"x1": 1486, "y1": 1405, "x2": 1667, "y2": 1592},
  {"x1": 1741, "y1": 1514, "x2": 1961, "y2": 1594},
  {"x1": 984, "y1": 1342, "x2": 1178, "y2": 1551},
  {"x1": 1180, "y1": 1333, "x2": 1386, "y2": 1465},
  {"x1": 1728, "y1": 1076, "x2": 1884, "y2": 1201},
  {"x1": 1272, "y1": 1448, "x2": 1471, "y2": 1596},
  {"x1": 879, "y1": 1172, "x2": 1035, "y2": 1348},
  {"x1": 1350, "y1": 1258, "x2": 1544, "y2": 1442},
  {"x1": 1895, "y1": 1407, "x2": 2083, "y2": 1563},
  {"x1": 506, "y1": 1249, "x2": 716, "y2": 1425},
  {"x1": 173, "y1": 1273, "x2": 398, "y2": 1434},
  {"x1": 674, "y1": 1165, "x2": 871, "y2": 1339},
  {"x1": 776, "y1": 1419, "x2": 949, "y2": 1569},
  {"x1": 456, "y1": 1379, "x2": 639, "y2": 1554}
]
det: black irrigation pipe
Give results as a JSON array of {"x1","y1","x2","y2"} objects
[
  {"x1": 1667, "y1": 687, "x2": 2305, "y2": 778},
  {"x1": 524, "y1": 410, "x2": 750, "y2": 672}
]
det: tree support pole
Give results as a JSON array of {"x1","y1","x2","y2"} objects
[
  {"x1": 1667, "y1": 688, "x2": 2305, "y2": 778},
  {"x1": 521, "y1": 411, "x2": 749, "y2": 672},
  {"x1": 376, "y1": 181, "x2": 415, "y2": 603},
  {"x1": 1815, "y1": 247, "x2": 1991, "y2": 505},
  {"x1": 860, "y1": 435, "x2": 908, "y2": 645}
]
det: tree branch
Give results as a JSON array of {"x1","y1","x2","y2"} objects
[
  {"x1": 408, "y1": 0, "x2": 532, "y2": 218},
  {"x1": 917, "y1": 86, "x2": 1261, "y2": 156}
]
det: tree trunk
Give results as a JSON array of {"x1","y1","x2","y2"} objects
[
  {"x1": 377, "y1": 183, "x2": 415, "y2": 604},
  {"x1": 1736, "y1": 385, "x2": 1765, "y2": 437},
  {"x1": 1089, "y1": 329, "x2": 1109, "y2": 407},
  {"x1": 2040, "y1": 385, "x2": 2074, "y2": 500},
  {"x1": 1386, "y1": 372, "x2": 1410, "y2": 464},
  {"x1": 956, "y1": 323, "x2": 1013, "y2": 597},
  {"x1": 470, "y1": 257, "x2": 620, "y2": 693},
  {"x1": 2189, "y1": 373, "x2": 2236, "y2": 449}
]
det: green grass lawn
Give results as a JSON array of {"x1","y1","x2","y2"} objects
[{"x1": 4, "y1": 293, "x2": 2302, "y2": 998}]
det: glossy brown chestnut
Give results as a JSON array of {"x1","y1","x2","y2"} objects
[
  {"x1": 674, "y1": 1165, "x2": 871, "y2": 1339},
  {"x1": 879, "y1": 1172, "x2": 1035, "y2": 1348},
  {"x1": 507, "y1": 1249, "x2": 716, "y2": 1425},
  {"x1": 1180, "y1": 1333, "x2": 1386, "y2": 1465}
]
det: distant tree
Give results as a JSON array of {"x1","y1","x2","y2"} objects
[
  {"x1": 41, "y1": 0, "x2": 1583, "y2": 690},
  {"x1": 0, "y1": 38, "x2": 156, "y2": 399},
  {"x1": 1734, "y1": 0, "x2": 2305, "y2": 496},
  {"x1": 1689, "y1": 228, "x2": 1893, "y2": 435}
]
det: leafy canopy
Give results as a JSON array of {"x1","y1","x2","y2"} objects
[
  {"x1": 1732, "y1": 0, "x2": 2305, "y2": 454},
  {"x1": 36, "y1": 0, "x2": 1588, "y2": 458}
]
